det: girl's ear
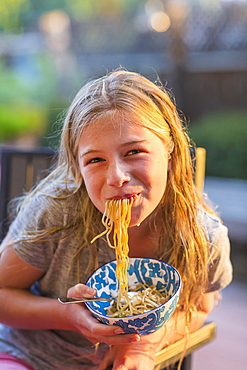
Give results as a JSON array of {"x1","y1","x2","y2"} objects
[{"x1": 168, "y1": 156, "x2": 173, "y2": 171}]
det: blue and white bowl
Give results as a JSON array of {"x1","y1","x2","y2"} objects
[{"x1": 85, "y1": 257, "x2": 181, "y2": 335}]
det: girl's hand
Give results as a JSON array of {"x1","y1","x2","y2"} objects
[
  {"x1": 98, "y1": 344, "x2": 156, "y2": 370},
  {"x1": 65, "y1": 284, "x2": 140, "y2": 346},
  {"x1": 97, "y1": 291, "x2": 215, "y2": 370},
  {"x1": 97, "y1": 326, "x2": 166, "y2": 370}
]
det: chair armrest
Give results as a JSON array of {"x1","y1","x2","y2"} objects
[{"x1": 154, "y1": 322, "x2": 216, "y2": 369}]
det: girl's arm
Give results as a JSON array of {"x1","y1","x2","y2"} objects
[
  {"x1": 0, "y1": 233, "x2": 139, "y2": 345},
  {"x1": 98, "y1": 291, "x2": 215, "y2": 370}
]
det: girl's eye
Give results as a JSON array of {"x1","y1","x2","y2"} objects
[
  {"x1": 87, "y1": 157, "x2": 104, "y2": 164},
  {"x1": 126, "y1": 149, "x2": 142, "y2": 156}
]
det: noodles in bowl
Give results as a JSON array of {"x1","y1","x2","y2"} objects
[
  {"x1": 85, "y1": 258, "x2": 181, "y2": 335},
  {"x1": 106, "y1": 283, "x2": 171, "y2": 317}
]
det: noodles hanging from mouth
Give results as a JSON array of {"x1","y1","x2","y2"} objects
[
  {"x1": 91, "y1": 197, "x2": 170, "y2": 316},
  {"x1": 91, "y1": 197, "x2": 133, "y2": 310}
]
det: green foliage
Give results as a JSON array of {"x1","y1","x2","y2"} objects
[
  {"x1": 0, "y1": 50, "x2": 85, "y2": 146},
  {"x1": 66, "y1": 0, "x2": 143, "y2": 20},
  {"x1": 0, "y1": 0, "x2": 30, "y2": 30},
  {"x1": 0, "y1": 103, "x2": 47, "y2": 141},
  {"x1": 0, "y1": 56, "x2": 61, "y2": 143},
  {"x1": 0, "y1": 55, "x2": 58, "y2": 106},
  {"x1": 41, "y1": 102, "x2": 67, "y2": 149},
  {"x1": 189, "y1": 110, "x2": 247, "y2": 180},
  {"x1": 0, "y1": 0, "x2": 144, "y2": 30}
]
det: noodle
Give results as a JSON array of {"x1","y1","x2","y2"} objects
[
  {"x1": 107, "y1": 283, "x2": 170, "y2": 317},
  {"x1": 91, "y1": 197, "x2": 169, "y2": 316},
  {"x1": 91, "y1": 197, "x2": 133, "y2": 310}
]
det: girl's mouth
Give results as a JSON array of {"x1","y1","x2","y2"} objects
[
  {"x1": 131, "y1": 194, "x2": 139, "y2": 202},
  {"x1": 123, "y1": 193, "x2": 140, "y2": 203},
  {"x1": 108, "y1": 193, "x2": 140, "y2": 202}
]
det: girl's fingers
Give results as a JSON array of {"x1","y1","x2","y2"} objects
[
  {"x1": 67, "y1": 283, "x2": 96, "y2": 298},
  {"x1": 66, "y1": 303, "x2": 140, "y2": 345},
  {"x1": 80, "y1": 315, "x2": 140, "y2": 345},
  {"x1": 66, "y1": 285, "x2": 141, "y2": 345},
  {"x1": 84, "y1": 331, "x2": 140, "y2": 346},
  {"x1": 80, "y1": 308, "x2": 141, "y2": 340},
  {"x1": 98, "y1": 343, "x2": 156, "y2": 370}
]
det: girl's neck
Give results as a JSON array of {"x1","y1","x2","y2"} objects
[{"x1": 128, "y1": 214, "x2": 163, "y2": 258}]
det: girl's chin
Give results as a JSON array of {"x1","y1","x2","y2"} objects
[
  {"x1": 129, "y1": 216, "x2": 146, "y2": 228},
  {"x1": 129, "y1": 222, "x2": 142, "y2": 228}
]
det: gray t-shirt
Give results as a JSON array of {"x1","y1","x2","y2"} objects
[{"x1": 0, "y1": 184, "x2": 232, "y2": 370}]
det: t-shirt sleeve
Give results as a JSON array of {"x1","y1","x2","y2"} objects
[
  {"x1": 206, "y1": 222, "x2": 233, "y2": 293},
  {"x1": 9, "y1": 191, "x2": 65, "y2": 272}
]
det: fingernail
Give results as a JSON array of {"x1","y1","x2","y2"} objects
[
  {"x1": 114, "y1": 328, "x2": 124, "y2": 334},
  {"x1": 80, "y1": 286, "x2": 96, "y2": 298},
  {"x1": 86, "y1": 286, "x2": 96, "y2": 294},
  {"x1": 131, "y1": 334, "x2": 140, "y2": 342}
]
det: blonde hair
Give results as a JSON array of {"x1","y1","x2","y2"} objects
[{"x1": 11, "y1": 70, "x2": 215, "y2": 329}]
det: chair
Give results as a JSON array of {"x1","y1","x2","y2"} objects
[
  {"x1": 194, "y1": 147, "x2": 206, "y2": 193},
  {"x1": 0, "y1": 145, "x2": 214, "y2": 370},
  {"x1": 154, "y1": 322, "x2": 216, "y2": 370},
  {"x1": 0, "y1": 145, "x2": 56, "y2": 242}
]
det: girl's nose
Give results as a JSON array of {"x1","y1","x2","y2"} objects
[{"x1": 107, "y1": 161, "x2": 131, "y2": 187}]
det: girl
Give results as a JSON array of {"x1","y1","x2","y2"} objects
[{"x1": 0, "y1": 70, "x2": 232, "y2": 370}]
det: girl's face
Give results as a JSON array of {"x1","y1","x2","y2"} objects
[{"x1": 78, "y1": 113, "x2": 170, "y2": 227}]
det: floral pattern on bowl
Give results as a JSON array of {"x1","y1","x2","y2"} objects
[{"x1": 85, "y1": 257, "x2": 181, "y2": 335}]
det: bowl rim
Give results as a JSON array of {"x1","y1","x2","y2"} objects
[{"x1": 85, "y1": 257, "x2": 181, "y2": 320}]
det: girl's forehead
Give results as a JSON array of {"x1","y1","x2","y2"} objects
[
  {"x1": 79, "y1": 113, "x2": 159, "y2": 148},
  {"x1": 84, "y1": 112, "x2": 141, "y2": 135}
]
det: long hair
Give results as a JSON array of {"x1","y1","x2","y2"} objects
[{"x1": 9, "y1": 70, "x2": 215, "y2": 330}]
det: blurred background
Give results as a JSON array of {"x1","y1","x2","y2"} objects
[{"x1": 0, "y1": 0, "x2": 246, "y2": 369}]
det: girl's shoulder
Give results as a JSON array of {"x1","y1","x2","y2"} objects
[
  {"x1": 198, "y1": 208, "x2": 231, "y2": 254},
  {"x1": 198, "y1": 207, "x2": 231, "y2": 263},
  {"x1": 13, "y1": 181, "x2": 80, "y2": 231},
  {"x1": 199, "y1": 209, "x2": 233, "y2": 292},
  {"x1": 198, "y1": 208, "x2": 222, "y2": 238},
  {"x1": 30, "y1": 180, "x2": 78, "y2": 208}
]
